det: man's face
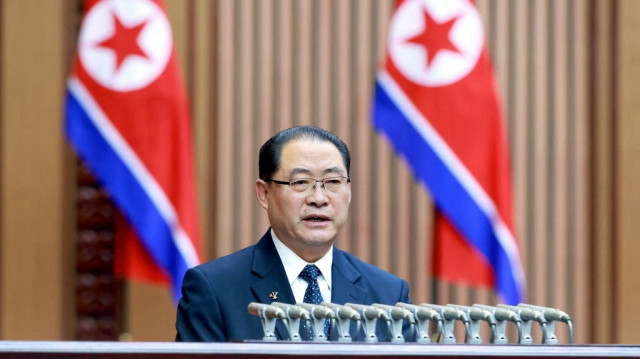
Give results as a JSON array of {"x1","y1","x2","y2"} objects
[{"x1": 255, "y1": 139, "x2": 351, "y2": 261}]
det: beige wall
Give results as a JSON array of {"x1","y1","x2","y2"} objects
[
  {"x1": 618, "y1": 0, "x2": 640, "y2": 345},
  {"x1": 0, "y1": 0, "x2": 75, "y2": 339},
  {"x1": 0, "y1": 0, "x2": 639, "y2": 344}
]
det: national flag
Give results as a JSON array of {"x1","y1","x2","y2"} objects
[
  {"x1": 64, "y1": 0, "x2": 201, "y2": 302},
  {"x1": 372, "y1": 0, "x2": 525, "y2": 304}
]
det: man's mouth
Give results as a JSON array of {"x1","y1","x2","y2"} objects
[{"x1": 303, "y1": 214, "x2": 330, "y2": 222}]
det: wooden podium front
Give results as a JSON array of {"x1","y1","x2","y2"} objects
[{"x1": 1, "y1": 342, "x2": 640, "y2": 359}]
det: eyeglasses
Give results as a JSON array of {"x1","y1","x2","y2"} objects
[{"x1": 266, "y1": 176, "x2": 350, "y2": 193}]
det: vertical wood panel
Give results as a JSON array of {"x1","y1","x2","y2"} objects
[
  {"x1": 413, "y1": 183, "x2": 432, "y2": 305},
  {"x1": 334, "y1": 0, "x2": 357, "y2": 256},
  {"x1": 571, "y1": 0, "x2": 590, "y2": 344},
  {"x1": 551, "y1": 0, "x2": 569, "y2": 318},
  {"x1": 215, "y1": 0, "x2": 235, "y2": 257},
  {"x1": 314, "y1": 0, "x2": 331, "y2": 130},
  {"x1": 593, "y1": 0, "x2": 615, "y2": 344},
  {"x1": 618, "y1": 0, "x2": 640, "y2": 345},
  {"x1": 276, "y1": 0, "x2": 293, "y2": 130},
  {"x1": 192, "y1": 0, "x2": 213, "y2": 257},
  {"x1": 0, "y1": 0, "x2": 70, "y2": 340},
  {"x1": 511, "y1": 1, "x2": 530, "y2": 302},
  {"x1": 295, "y1": 0, "x2": 313, "y2": 127},
  {"x1": 532, "y1": 0, "x2": 550, "y2": 307},
  {"x1": 236, "y1": 0, "x2": 255, "y2": 250},
  {"x1": 350, "y1": 0, "x2": 370, "y2": 258},
  {"x1": 256, "y1": 0, "x2": 275, "y2": 237}
]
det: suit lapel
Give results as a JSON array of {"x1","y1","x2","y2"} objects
[
  {"x1": 250, "y1": 231, "x2": 295, "y2": 340},
  {"x1": 331, "y1": 248, "x2": 367, "y2": 305}
]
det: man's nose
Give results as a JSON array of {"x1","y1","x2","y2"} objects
[{"x1": 306, "y1": 182, "x2": 329, "y2": 205}]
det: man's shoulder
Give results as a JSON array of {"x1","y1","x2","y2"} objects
[
  {"x1": 193, "y1": 244, "x2": 255, "y2": 276},
  {"x1": 335, "y1": 248, "x2": 405, "y2": 283}
]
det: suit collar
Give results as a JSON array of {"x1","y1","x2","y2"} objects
[
  {"x1": 250, "y1": 230, "x2": 295, "y2": 340},
  {"x1": 250, "y1": 230, "x2": 295, "y2": 303}
]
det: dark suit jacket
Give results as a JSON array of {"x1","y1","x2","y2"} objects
[{"x1": 175, "y1": 230, "x2": 412, "y2": 342}]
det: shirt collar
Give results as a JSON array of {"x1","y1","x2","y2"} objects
[{"x1": 271, "y1": 228, "x2": 333, "y2": 288}]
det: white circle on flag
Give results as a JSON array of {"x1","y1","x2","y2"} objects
[
  {"x1": 78, "y1": 0, "x2": 172, "y2": 92},
  {"x1": 388, "y1": 0, "x2": 484, "y2": 87}
]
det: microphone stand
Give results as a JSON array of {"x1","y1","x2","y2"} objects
[
  {"x1": 395, "y1": 302, "x2": 442, "y2": 344},
  {"x1": 247, "y1": 302, "x2": 286, "y2": 341}
]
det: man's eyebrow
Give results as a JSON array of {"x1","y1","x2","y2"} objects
[
  {"x1": 288, "y1": 168, "x2": 312, "y2": 177},
  {"x1": 322, "y1": 167, "x2": 345, "y2": 175},
  {"x1": 288, "y1": 167, "x2": 345, "y2": 177}
]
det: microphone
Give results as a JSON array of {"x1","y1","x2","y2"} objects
[
  {"x1": 396, "y1": 302, "x2": 442, "y2": 344},
  {"x1": 518, "y1": 304, "x2": 573, "y2": 344},
  {"x1": 247, "y1": 302, "x2": 286, "y2": 341},
  {"x1": 518, "y1": 304, "x2": 571, "y2": 321},
  {"x1": 372, "y1": 303, "x2": 414, "y2": 343},
  {"x1": 248, "y1": 302, "x2": 287, "y2": 319},
  {"x1": 345, "y1": 303, "x2": 389, "y2": 342},
  {"x1": 448, "y1": 304, "x2": 496, "y2": 344},
  {"x1": 296, "y1": 303, "x2": 335, "y2": 342},
  {"x1": 270, "y1": 302, "x2": 311, "y2": 341},
  {"x1": 498, "y1": 304, "x2": 548, "y2": 344},
  {"x1": 472, "y1": 304, "x2": 522, "y2": 344},
  {"x1": 419, "y1": 304, "x2": 462, "y2": 344},
  {"x1": 321, "y1": 302, "x2": 361, "y2": 342}
]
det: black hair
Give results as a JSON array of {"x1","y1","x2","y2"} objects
[{"x1": 258, "y1": 126, "x2": 351, "y2": 180}]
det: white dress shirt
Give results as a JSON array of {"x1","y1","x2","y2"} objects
[{"x1": 271, "y1": 228, "x2": 332, "y2": 304}]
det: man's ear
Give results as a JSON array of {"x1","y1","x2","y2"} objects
[{"x1": 255, "y1": 179, "x2": 269, "y2": 210}]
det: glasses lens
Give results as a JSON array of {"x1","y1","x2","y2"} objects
[
  {"x1": 323, "y1": 177, "x2": 346, "y2": 192},
  {"x1": 289, "y1": 178, "x2": 313, "y2": 192}
]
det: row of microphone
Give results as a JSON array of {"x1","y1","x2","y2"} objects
[{"x1": 248, "y1": 302, "x2": 573, "y2": 344}]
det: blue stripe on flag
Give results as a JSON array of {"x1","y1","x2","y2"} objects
[
  {"x1": 65, "y1": 90, "x2": 188, "y2": 302},
  {"x1": 372, "y1": 79, "x2": 522, "y2": 304}
]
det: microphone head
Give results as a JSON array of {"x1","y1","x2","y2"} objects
[
  {"x1": 271, "y1": 302, "x2": 311, "y2": 320},
  {"x1": 518, "y1": 304, "x2": 572, "y2": 322},
  {"x1": 442, "y1": 307, "x2": 467, "y2": 322},
  {"x1": 395, "y1": 302, "x2": 441, "y2": 321},
  {"x1": 296, "y1": 302, "x2": 335, "y2": 319},
  {"x1": 372, "y1": 303, "x2": 414, "y2": 322},
  {"x1": 468, "y1": 307, "x2": 493, "y2": 322},
  {"x1": 473, "y1": 304, "x2": 520, "y2": 322},
  {"x1": 247, "y1": 302, "x2": 286, "y2": 319},
  {"x1": 499, "y1": 304, "x2": 546, "y2": 323},
  {"x1": 345, "y1": 303, "x2": 389, "y2": 320},
  {"x1": 321, "y1": 302, "x2": 361, "y2": 320}
]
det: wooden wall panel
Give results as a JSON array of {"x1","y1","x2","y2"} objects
[
  {"x1": 0, "y1": 0, "x2": 73, "y2": 340},
  {"x1": 591, "y1": 0, "x2": 617, "y2": 344},
  {"x1": 618, "y1": 0, "x2": 640, "y2": 344},
  {"x1": 571, "y1": 0, "x2": 590, "y2": 345}
]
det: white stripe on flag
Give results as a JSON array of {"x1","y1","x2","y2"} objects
[
  {"x1": 377, "y1": 70, "x2": 525, "y2": 294},
  {"x1": 68, "y1": 76, "x2": 200, "y2": 270}
]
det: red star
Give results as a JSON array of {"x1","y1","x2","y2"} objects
[
  {"x1": 97, "y1": 12, "x2": 149, "y2": 72},
  {"x1": 405, "y1": 8, "x2": 461, "y2": 69}
]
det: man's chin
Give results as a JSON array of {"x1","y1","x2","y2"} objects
[{"x1": 300, "y1": 230, "x2": 336, "y2": 246}]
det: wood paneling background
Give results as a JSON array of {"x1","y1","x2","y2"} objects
[{"x1": 1, "y1": 0, "x2": 638, "y2": 344}]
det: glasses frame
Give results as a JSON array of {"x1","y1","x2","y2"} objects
[{"x1": 266, "y1": 176, "x2": 351, "y2": 193}]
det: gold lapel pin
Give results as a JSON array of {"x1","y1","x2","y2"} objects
[{"x1": 269, "y1": 291, "x2": 278, "y2": 300}]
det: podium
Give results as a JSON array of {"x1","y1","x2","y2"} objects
[{"x1": 1, "y1": 342, "x2": 640, "y2": 359}]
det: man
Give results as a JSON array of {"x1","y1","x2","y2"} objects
[{"x1": 175, "y1": 126, "x2": 411, "y2": 342}]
